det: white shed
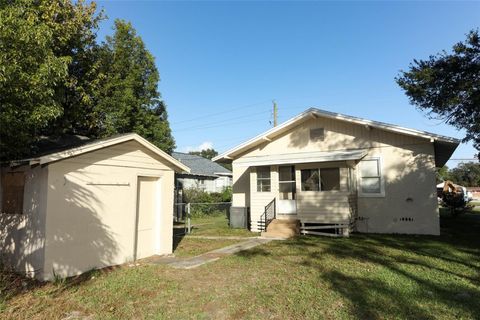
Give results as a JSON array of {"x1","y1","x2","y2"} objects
[{"x1": 0, "y1": 134, "x2": 189, "y2": 280}]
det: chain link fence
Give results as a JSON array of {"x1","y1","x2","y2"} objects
[{"x1": 174, "y1": 202, "x2": 232, "y2": 234}]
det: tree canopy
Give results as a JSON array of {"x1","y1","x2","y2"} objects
[
  {"x1": 188, "y1": 148, "x2": 219, "y2": 160},
  {"x1": 440, "y1": 162, "x2": 480, "y2": 187},
  {"x1": 396, "y1": 30, "x2": 480, "y2": 156},
  {"x1": 0, "y1": 0, "x2": 175, "y2": 161}
]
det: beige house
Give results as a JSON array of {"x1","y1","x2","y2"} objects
[
  {"x1": 0, "y1": 134, "x2": 189, "y2": 280},
  {"x1": 213, "y1": 108, "x2": 459, "y2": 236}
]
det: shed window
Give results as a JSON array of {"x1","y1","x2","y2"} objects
[
  {"x1": 301, "y1": 168, "x2": 340, "y2": 191},
  {"x1": 2, "y1": 172, "x2": 25, "y2": 214},
  {"x1": 256, "y1": 167, "x2": 271, "y2": 192},
  {"x1": 359, "y1": 158, "x2": 384, "y2": 196}
]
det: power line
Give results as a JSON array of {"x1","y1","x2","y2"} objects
[
  {"x1": 172, "y1": 109, "x2": 270, "y2": 131},
  {"x1": 170, "y1": 100, "x2": 271, "y2": 125},
  {"x1": 173, "y1": 116, "x2": 270, "y2": 132}
]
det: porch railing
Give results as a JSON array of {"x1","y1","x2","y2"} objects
[{"x1": 261, "y1": 198, "x2": 276, "y2": 231}]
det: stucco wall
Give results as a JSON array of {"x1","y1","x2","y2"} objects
[
  {"x1": 356, "y1": 143, "x2": 439, "y2": 235},
  {"x1": 232, "y1": 116, "x2": 439, "y2": 235}
]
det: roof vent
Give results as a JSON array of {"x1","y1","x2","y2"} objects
[{"x1": 310, "y1": 128, "x2": 325, "y2": 141}]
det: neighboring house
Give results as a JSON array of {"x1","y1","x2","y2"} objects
[
  {"x1": 0, "y1": 134, "x2": 189, "y2": 280},
  {"x1": 466, "y1": 187, "x2": 480, "y2": 200},
  {"x1": 213, "y1": 108, "x2": 459, "y2": 236},
  {"x1": 172, "y1": 152, "x2": 232, "y2": 193}
]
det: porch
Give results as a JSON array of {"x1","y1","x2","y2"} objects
[{"x1": 242, "y1": 150, "x2": 367, "y2": 236}]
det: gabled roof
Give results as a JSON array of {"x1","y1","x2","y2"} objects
[
  {"x1": 172, "y1": 152, "x2": 232, "y2": 177},
  {"x1": 212, "y1": 108, "x2": 460, "y2": 167},
  {"x1": 13, "y1": 133, "x2": 190, "y2": 173}
]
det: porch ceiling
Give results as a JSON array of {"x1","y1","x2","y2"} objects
[{"x1": 235, "y1": 149, "x2": 368, "y2": 167}]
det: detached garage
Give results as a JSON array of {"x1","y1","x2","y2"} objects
[{"x1": 0, "y1": 133, "x2": 189, "y2": 280}]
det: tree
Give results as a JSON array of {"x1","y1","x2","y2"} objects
[
  {"x1": 396, "y1": 30, "x2": 480, "y2": 156},
  {"x1": 189, "y1": 148, "x2": 219, "y2": 160},
  {"x1": 94, "y1": 20, "x2": 175, "y2": 153},
  {"x1": 437, "y1": 165, "x2": 450, "y2": 183},
  {"x1": 0, "y1": 2, "x2": 175, "y2": 160},
  {"x1": 0, "y1": 0, "x2": 103, "y2": 160},
  {"x1": 447, "y1": 162, "x2": 480, "y2": 187}
]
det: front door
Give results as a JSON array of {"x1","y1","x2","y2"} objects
[{"x1": 278, "y1": 166, "x2": 296, "y2": 214}]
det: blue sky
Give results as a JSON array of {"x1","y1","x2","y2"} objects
[{"x1": 96, "y1": 1, "x2": 479, "y2": 167}]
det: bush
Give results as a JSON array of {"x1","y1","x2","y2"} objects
[{"x1": 182, "y1": 187, "x2": 232, "y2": 218}]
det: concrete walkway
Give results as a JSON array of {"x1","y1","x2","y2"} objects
[
  {"x1": 148, "y1": 238, "x2": 273, "y2": 269},
  {"x1": 183, "y1": 235, "x2": 259, "y2": 240}
]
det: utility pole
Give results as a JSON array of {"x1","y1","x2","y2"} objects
[{"x1": 272, "y1": 100, "x2": 278, "y2": 127}]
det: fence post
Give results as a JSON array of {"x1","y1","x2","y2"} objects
[{"x1": 187, "y1": 203, "x2": 191, "y2": 234}]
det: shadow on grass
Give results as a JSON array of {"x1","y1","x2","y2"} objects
[
  {"x1": 173, "y1": 225, "x2": 187, "y2": 252},
  {"x1": 0, "y1": 265, "x2": 120, "y2": 307},
  {"x1": 234, "y1": 213, "x2": 480, "y2": 319}
]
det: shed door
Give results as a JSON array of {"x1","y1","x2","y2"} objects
[{"x1": 135, "y1": 176, "x2": 159, "y2": 260}]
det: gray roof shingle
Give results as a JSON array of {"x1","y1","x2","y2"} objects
[{"x1": 172, "y1": 152, "x2": 231, "y2": 177}]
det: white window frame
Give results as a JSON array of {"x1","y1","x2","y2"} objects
[
  {"x1": 256, "y1": 166, "x2": 271, "y2": 192},
  {"x1": 357, "y1": 156, "x2": 385, "y2": 197}
]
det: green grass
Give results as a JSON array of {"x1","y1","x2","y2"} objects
[
  {"x1": 189, "y1": 214, "x2": 259, "y2": 237},
  {"x1": 2, "y1": 213, "x2": 480, "y2": 319},
  {"x1": 173, "y1": 237, "x2": 241, "y2": 257}
]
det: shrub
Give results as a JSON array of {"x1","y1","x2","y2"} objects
[{"x1": 181, "y1": 187, "x2": 232, "y2": 217}]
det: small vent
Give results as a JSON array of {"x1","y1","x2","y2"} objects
[
  {"x1": 310, "y1": 128, "x2": 325, "y2": 141},
  {"x1": 399, "y1": 217, "x2": 414, "y2": 222}
]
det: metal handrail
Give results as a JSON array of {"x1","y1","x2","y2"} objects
[{"x1": 263, "y1": 198, "x2": 276, "y2": 231}]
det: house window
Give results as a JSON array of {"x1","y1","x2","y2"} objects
[
  {"x1": 359, "y1": 158, "x2": 384, "y2": 196},
  {"x1": 1, "y1": 172, "x2": 25, "y2": 214},
  {"x1": 256, "y1": 166, "x2": 271, "y2": 192},
  {"x1": 301, "y1": 168, "x2": 340, "y2": 191}
]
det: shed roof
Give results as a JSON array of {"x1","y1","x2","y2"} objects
[
  {"x1": 171, "y1": 152, "x2": 232, "y2": 177},
  {"x1": 10, "y1": 133, "x2": 190, "y2": 173},
  {"x1": 213, "y1": 108, "x2": 460, "y2": 167}
]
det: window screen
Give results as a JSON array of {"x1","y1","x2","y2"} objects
[
  {"x1": 301, "y1": 168, "x2": 340, "y2": 191},
  {"x1": 301, "y1": 169, "x2": 320, "y2": 191},
  {"x1": 320, "y1": 168, "x2": 340, "y2": 191},
  {"x1": 256, "y1": 166, "x2": 271, "y2": 192}
]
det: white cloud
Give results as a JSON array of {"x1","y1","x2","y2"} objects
[{"x1": 180, "y1": 141, "x2": 214, "y2": 153}]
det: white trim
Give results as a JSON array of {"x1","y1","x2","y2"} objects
[
  {"x1": 357, "y1": 156, "x2": 385, "y2": 198},
  {"x1": 235, "y1": 150, "x2": 368, "y2": 167},
  {"x1": 29, "y1": 133, "x2": 190, "y2": 173},
  {"x1": 213, "y1": 108, "x2": 460, "y2": 162}
]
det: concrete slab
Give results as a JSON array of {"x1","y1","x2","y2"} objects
[{"x1": 147, "y1": 238, "x2": 273, "y2": 269}]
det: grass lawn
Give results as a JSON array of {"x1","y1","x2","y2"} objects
[
  {"x1": 2, "y1": 213, "x2": 480, "y2": 319},
  {"x1": 172, "y1": 237, "x2": 241, "y2": 257},
  {"x1": 188, "y1": 214, "x2": 259, "y2": 237}
]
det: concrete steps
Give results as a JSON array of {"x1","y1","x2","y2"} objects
[{"x1": 261, "y1": 219, "x2": 300, "y2": 239}]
